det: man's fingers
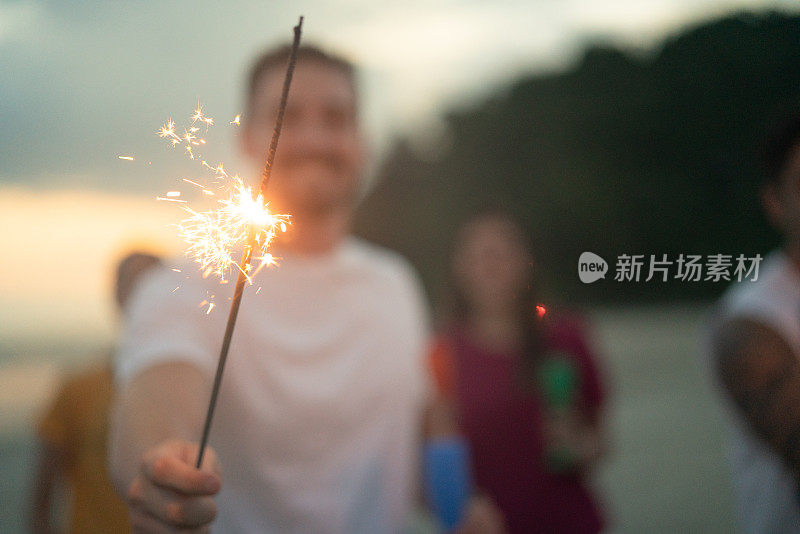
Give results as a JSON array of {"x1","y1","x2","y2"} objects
[
  {"x1": 130, "y1": 509, "x2": 212, "y2": 534},
  {"x1": 127, "y1": 440, "x2": 221, "y2": 531},
  {"x1": 143, "y1": 449, "x2": 221, "y2": 496},
  {"x1": 178, "y1": 442, "x2": 222, "y2": 477},
  {"x1": 130, "y1": 509, "x2": 173, "y2": 534},
  {"x1": 163, "y1": 491, "x2": 218, "y2": 528},
  {"x1": 129, "y1": 477, "x2": 218, "y2": 529}
]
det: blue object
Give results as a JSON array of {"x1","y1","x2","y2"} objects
[{"x1": 423, "y1": 436, "x2": 472, "y2": 531}]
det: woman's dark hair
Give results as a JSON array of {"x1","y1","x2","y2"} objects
[{"x1": 448, "y1": 208, "x2": 545, "y2": 388}]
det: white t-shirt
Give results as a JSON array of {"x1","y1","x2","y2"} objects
[
  {"x1": 708, "y1": 250, "x2": 800, "y2": 533},
  {"x1": 116, "y1": 237, "x2": 430, "y2": 533}
]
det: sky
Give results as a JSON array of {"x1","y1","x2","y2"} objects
[
  {"x1": 1, "y1": 0, "x2": 798, "y2": 351},
  {"x1": 2, "y1": 0, "x2": 798, "y2": 193}
]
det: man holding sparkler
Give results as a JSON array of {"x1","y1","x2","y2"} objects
[{"x1": 110, "y1": 45, "x2": 431, "y2": 533}]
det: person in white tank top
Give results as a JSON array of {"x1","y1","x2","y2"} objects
[{"x1": 708, "y1": 114, "x2": 800, "y2": 533}]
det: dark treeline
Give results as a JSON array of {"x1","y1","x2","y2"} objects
[{"x1": 353, "y1": 11, "x2": 800, "y2": 309}]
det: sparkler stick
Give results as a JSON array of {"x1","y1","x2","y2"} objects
[{"x1": 195, "y1": 15, "x2": 304, "y2": 468}]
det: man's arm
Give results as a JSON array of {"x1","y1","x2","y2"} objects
[
  {"x1": 109, "y1": 361, "x2": 221, "y2": 532},
  {"x1": 712, "y1": 317, "x2": 800, "y2": 476}
]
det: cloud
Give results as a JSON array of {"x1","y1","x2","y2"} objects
[
  {"x1": 0, "y1": 1, "x2": 43, "y2": 44},
  {"x1": 0, "y1": 0, "x2": 797, "y2": 193}
]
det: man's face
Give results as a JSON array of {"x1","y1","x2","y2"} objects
[{"x1": 240, "y1": 60, "x2": 364, "y2": 215}]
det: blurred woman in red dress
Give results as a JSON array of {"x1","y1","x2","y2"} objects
[{"x1": 428, "y1": 210, "x2": 608, "y2": 534}]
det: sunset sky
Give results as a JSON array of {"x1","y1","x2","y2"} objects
[{"x1": 1, "y1": 0, "x2": 797, "y2": 348}]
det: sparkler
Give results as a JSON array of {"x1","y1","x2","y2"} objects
[{"x1": 184, "y1": 16, "x2": 303, "y2": 468}]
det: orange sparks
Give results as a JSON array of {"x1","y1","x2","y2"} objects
[
  {"x1": 156, "y1": 195, "x2": 187, "y2": 203},
  {"x1": 198, "y1": 300, "x2": 216, "y2": 314},
  {"x1": 174, "y1": 177, "x2": 290, "y2": 282},
  {"x1": 158, "y1": 105, "x2": 291, "y2": 286},
  {"x1": 191, "y1": 104, "x2": 214, "y2": 130},
  {"x1": 230, "y1": 114, "x2": 241, "y2": 125},
  {"x1": 158, "y1": 120, "x2": 182, "y2": 147},
  {"x1": 182, "y1": 178, "x2": 214, "y2": 196},
  {"x1": 118, "y1": 155, "x2": 135, "y2": 161}
]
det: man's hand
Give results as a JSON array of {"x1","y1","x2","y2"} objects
[{"x1": 126, "y1": 439, "x2": 221, "y2": 533}]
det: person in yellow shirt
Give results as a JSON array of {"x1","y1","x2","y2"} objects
[{"x1": 30, "y1": 252, "x2": 161, "y2": 534}]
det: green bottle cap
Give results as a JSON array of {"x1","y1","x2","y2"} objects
[{"x1": 538, "y1": 353, "x2": 578, "y2": 409}]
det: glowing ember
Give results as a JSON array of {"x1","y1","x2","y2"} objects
[
  {"x1": 536, "y1": 304, "x2": 547, "y2": 318},
  {"x1": 157, "y1": 106, "x2": 290, "y2": 284},
  {"x1": 198, "y1": 299, "x2": 216, "y2": 315},
  {"x1": 177, "y1": 176, "x2": 289, "y2": 282}
]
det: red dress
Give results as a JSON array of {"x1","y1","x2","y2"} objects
[{"x1": 429, "y1": 315, "x2": 606, "y2": 533}]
